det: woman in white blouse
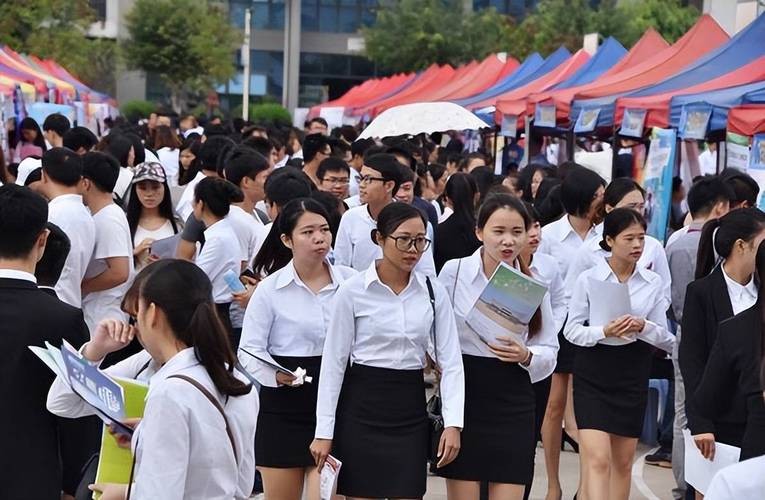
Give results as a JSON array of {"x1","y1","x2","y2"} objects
[
  {"x1": 192, "y1": 176, "x2": 244, "y2": 343},
  {"x1": 311, "y1": 202, "x2": 465, "y2": 499},
  {"x1": 238, "y1": 198, "x2": 354, "y2": 500},
  {"x1": 126, "y1": 162, "x2": 181, "y2": 270},
  {"x1": 565, "y1": 208, "x2": 674, "y2": 500},
  {"x1": 436, "y1": 194, "x2": 558, "y2": 500},
  {"x1": 54, "y1": 260, "x2": 258, "y2": 500}
]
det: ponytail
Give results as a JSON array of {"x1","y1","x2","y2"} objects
[
  {"x1": 695, "y1": 208, "x2": 765, "y2": 279},
  {"x1": 695, "y1": 218, "x2": 721, "y2": 279},
  {"x1": 140, "y1": 260, "x2": 250, "y2": 397},
  {"x1": 194, "y1": 176, "x2": 244, "y2": 218},
  {"x1": 251, "y1": 213, "x2": 293, "y2": 277}
]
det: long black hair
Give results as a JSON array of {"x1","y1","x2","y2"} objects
[
  {"x1": 178, "y1": 135, "x2": 202, "y2": 185},
  {"x1": 139, "y1": 260, "x2": 251, "y2": 397},
  {"x1": 604, "y1": 178, "x2": 645, "y2": 209},
  {"x1": 19, "y1": 117, "x2": 47, "y2": 151},
  {"x1": 252, "y1": 198, "x2": 330, "y2": 277},
  {"x1": 98, "y1": 133, "x2": 134, "y2": 167},
  {"x1": 477, "y1": 194, "x2": 541, "y2": 337},
  {"x1": 695, "y1": 207, "x2": 765, "y2": 279},
  {"x1": 444, "y1": 172, "x2": 477, "y2": 229},
  {"x1": 126, "y1": 178, "x2": 180, "y2": 240}
]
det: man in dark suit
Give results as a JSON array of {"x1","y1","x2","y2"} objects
[{"x1": 0, "y1": 184, "x2": 90, "y2": 499}]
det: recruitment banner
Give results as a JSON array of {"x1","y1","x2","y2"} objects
[
  {"x1": 642, "y1": 127, "x2": 677, "y2": 243},
  {"x1": 749, "y1": 134, "x2": 765, "y2": 210},
  {"x1": 726, "y1": 131, "x2": 750, "y2": 170}
]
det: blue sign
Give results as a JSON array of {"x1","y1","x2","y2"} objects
[
  {"x1": 642, "y1": 127, "x2": 677, "y2": 243},
  {"x1": 621, "y1": 108, "x2": 647, "y2": 138},
  {"x1": 678, "y1": 104, "x2": 712, "y2": 140},
  {"x1": 574, "y1": 107, "x2": 601, "y2": 133},
  {"x1": 534, "y1": 103, "x2": 556, "y2": 128}
]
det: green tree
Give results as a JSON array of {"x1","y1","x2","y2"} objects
[
  {"x1": 0, "y1": 0, "x2": 117, "y2": 95},
  {"x1": 123, "y1": 0, "x2": 239, "y2": 113},
  {"x1": 363, "y1": 0, "x2": 515, "y2": 72}
]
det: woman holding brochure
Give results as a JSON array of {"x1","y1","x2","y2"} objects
[
  {"x1": 694, "y1": 242, "x2": 765, "y2": 462},
  {"x1": 565, "y1": 208, "x2": 674, "y2": 500},
  {"x1": 680, "y1": 208, "x2": 765, "y2": 460},
  {"x1": 437, "y1": 194, "x2": 559, "y2": 500},
  {"x1": 310, "y1": 202, "x2": 465, "y2": 500},
  {"x1": 48, "y1": 260, "x2": 258, "y2": 500},
  {"x1": 238, "y1": 198, "x2": 355, "y2": 500}
]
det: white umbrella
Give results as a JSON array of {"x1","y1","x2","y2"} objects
[{"x1": 357, "y1": 102, "x2": 491, "y2": 139}]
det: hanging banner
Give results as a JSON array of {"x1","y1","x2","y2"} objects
[
  {"x1": 534, "y1": 103, "x2": 556, "y2": 128},
  {"x1": 621, "y1": 109, "x2": 647, "y2": 138},
  {"x1": 500, "y1": 114, "x2": 517, "y2": 137},
  {"x1": 726, "y1": 131, "x2": 750, "y2": 170},
  {"x1": 679, "y1": 104, "x2": 712, "y2": 140},
  {"x1": 642, "y1": 127, "x2": 677, "y2": 243},
  {"x1": 27, "y1": 103, "x2": 76, "y2": 129},
  {"x1": 574, "y1": 107, "x2": 600, "y2": 134},
  {"x1": 749, "y1": 134, "x2": 765, "y2": 211}
]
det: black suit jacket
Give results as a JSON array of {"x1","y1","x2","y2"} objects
[
  {"x1": 0, "y1": 277, "x2": 90, "y2": 499},
  {"x1": 680, "y1": 266, "x2": 747, "y2": 436},
  {"x1": 695, "y1": 304, "x2": 765, "y2": 458}
]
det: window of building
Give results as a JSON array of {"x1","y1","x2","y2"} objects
[
  {"x1": 90, "y1": 0, "x2": 107, "y2": 22},
  {"x1": 301, "y1": 0, "x2": 377, "y2": 33},
  {"x1": 472, "y1": 0, "x2": 535, "y2": 18},
  {"x1": 230, "y1": 0, "x2": 285, "y2": 30}
]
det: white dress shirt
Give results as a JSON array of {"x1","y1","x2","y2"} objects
[
  {"x1": 437, "y1": 250, "x2": 559, "y2": 383},
  {"x1": 130, "y1": 348, "x2": 257, "y2": 500},
  {"x1": 175, "y1": 171, "x2": 206, "y2": 221},
  {"x1": 564, "y1": 257, "x2": 674, "y2": 353},
  {"x1": 537, "y1": 214, "x2": 602, "y2": 279},
  {"x1": 239, "y1": 260, "x2": 356, "y2": 387},
  {"x1": 564, "y1": 230, "x2": 672, "y2": 303},
  {"x1": 82, "y1": 204, "x2": 134, "y2": 333},
  {"x1": 666, "y1": 224, "x2": 690, "y2": 248},
  {"x1": 227, "y1": 205, "x2": 267, "y2": 267},
  {"x1": 196, "y1": 218, "x2": 241, "y2": 303},
  {"x1": 530, "y1": 251, "x2": 567, "y2": 335},
  {"x1": 157, "y1": 147, "x2": 180, "y2": 187},
  {"x1": 48, "y1": 194, "x2": 96, "y2": 308},
  {"x1": 705, "y1": 454, "x2": 765, "y2": 500},
  {"x1": 333, "y1": 204, "x2": 436, "y2": 276},
  {"x1": 348, "y1": 169, "x2": 361, "y2": 197},
  {"x1": 315, "y1": 263, "x2": 465, "y2": 439},
  {"x1": 0, "y1": 269, "x2": 37, "y2": 283},
  {"x1": 721, "y1": 264, "x2": 758, "y2": 315}
]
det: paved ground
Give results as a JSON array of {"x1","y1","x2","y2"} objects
[{"x1": 423, "y1": 442, "x2": 676, "y2": 500}]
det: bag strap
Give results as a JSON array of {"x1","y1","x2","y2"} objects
[
  {"x1": 425, "y1": 276, "x2": 438, "y2": 368},
  {"x1": 168, "y1": 374, "x2": 239, "y2": 464}
]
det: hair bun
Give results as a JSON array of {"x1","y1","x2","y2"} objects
[{"x1": 599, "y1": 239, "x2": 611, "y2": 252}]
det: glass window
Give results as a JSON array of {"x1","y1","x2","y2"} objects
[
  {"x1": 319, "y1": 5, "x2": 338, "y2": 31},
  {"x1": 302, "y1": 3, "x2": 319, "y2": 30},
  {"x1": 337, "y1": 6, "x2": 359, "y2": 32},
  {"x1": 252, "y1": 3, "x2": 270, "y2": 28},
  {"x1": 300, "y1": 53, "x2": 323, "y2": 74},
  {"x1": 229, "y1": 1, "x2": 247, "y2": 28},
  {"x1": 324, "y1": 54, "x2": 349, "y2": 75},
  {"x1": 350, "y1": 56, "x2": 375, "y2": 76}
]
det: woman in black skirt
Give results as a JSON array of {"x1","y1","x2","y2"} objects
[
  {"x1": 239, "y1": 199, "x2": 356, "y2": 500},
  {"x1": 565, "y1": 209, "x2": 674, "y2": 500},
  {"x1": 311, "y1": 202, "x2": 465, "y2": 499},
  {"x1": 437, "y1": 194, "x2": 559, "y2": 500}
]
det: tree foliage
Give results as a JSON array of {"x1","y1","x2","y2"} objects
[
  {"x1": 363, "y1": 0, "x2": 701, "y2": 71},
  {"x1": 0, "y1": 0, "x2": 116, "y2": 94},
  {"x1": 123, "y1": 0, "x2": 239, "y2": 112},
  {"x1": 363, "y1": 0, "x2": 515, "y2": 72}
]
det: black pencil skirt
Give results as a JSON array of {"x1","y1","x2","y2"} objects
[
  {"x1": 573, "y1": 340, "x2": 653, "y2": 438},
  {"x1": 256, "y1": 355, "x2": 322, "y2": 468},
  {"x1": 437, "y1": 355, "x2": 536, "y2": 485},
  {"x1": 333, "y1": 363, "x2": 428, "y2": 499},
  {"x1": 554, "y1": 330, "x2": 577, "y2": 374}
]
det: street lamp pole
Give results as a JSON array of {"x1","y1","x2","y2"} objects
[{"x1": 242, "y1": 8, "x2": 252, "y2": 121}]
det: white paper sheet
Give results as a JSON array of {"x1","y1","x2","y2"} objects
[
  {"x1": 683, "y1": 428, "x2": 741, "y2": 494},
  {"x1": 320, "y1": 455, "x2": 342, "y2": 500},
  {"x1": 588, "y1": 278, "x2": 631, "y2": 326}
]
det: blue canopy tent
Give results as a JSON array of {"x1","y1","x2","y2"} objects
[
  {"x1": 455, "y1": 47, "x2": 570, "y2": 108},
  {"x1": 667, "y1": 81, "x2": 765, "y2": 131},
  {"x1": 551, "y1": 37, "x2": 627, "y2": 90}
]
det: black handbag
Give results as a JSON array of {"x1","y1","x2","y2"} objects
[{"x1": 425, "y1": 276, "x2": 444, "y2": 467}]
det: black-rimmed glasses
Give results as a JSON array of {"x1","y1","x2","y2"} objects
[{"x1": 388, "y1": 235, "x2": 431, "y2": 252}]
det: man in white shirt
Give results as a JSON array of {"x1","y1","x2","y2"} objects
[
  {"x1": 698, "y1": 142, "x2": 718, "y2": 176},
  {"x1": 334, "y1": 154, "x2": 436, "y2": 275},
  {"x1": 39, "y1": 147, "x2": 96, "y2": 308},
  {"x1": 42, "y1": 113, "x2": 70, "y2": 149},
  {"x1": 302, "y1": 133, "x2": 331, "y2": 187},
  {"x1": 80, "y1": 152, "x2": 134, "y2": 332}
]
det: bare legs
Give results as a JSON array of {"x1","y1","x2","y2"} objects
[
  {"x1": 578, "y1": 430, "x2": 637, "y2": 500},
  {"x1": 258, "y1": 466, "x2": 321, "y2": 500},
  {"x1": 542, "y1": 373, "x2": 569, "y2": 500},
  {"x1": 446, "y1": 479, "x2": 525, "y2": 500}
]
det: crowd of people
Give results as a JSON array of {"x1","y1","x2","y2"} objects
[{"x1": 1, "y1": 110, "x2": 764, "y2": 500}]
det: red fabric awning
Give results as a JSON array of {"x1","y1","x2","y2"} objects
[
  {"x1": 728, "y1": 105, "x2": 765, "y2": 136},
  {"x1": 433, "y1": 54, "x2": 519, "y2": 101}
]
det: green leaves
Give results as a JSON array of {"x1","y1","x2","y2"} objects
[{"x1": 123, "y1": 0, "x2": 239, "y2": 111}]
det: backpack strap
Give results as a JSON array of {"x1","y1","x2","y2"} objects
[{"x1": 168, "y1": 374, "x2": 238, "y2": 463}]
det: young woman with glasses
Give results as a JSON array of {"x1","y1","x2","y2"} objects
[
  {"x1": 311, "y1": 202, "x2": 465, "y2": 500},
  {"x1": 436, "y1": 194, "x2": 559, "y2": 500}
]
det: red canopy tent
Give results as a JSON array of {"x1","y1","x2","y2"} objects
[
  {"x1": 728, "y1": 104, "x2": 765, "y2": 136},
  {"x1": 613, "y1": 56, "x2": 765, "y2": 129},
  {"x1": 524, "y1": 29, "x2": 669, "y2": 119},
  {"x1": 427, "y1": 54, "x2": 519, "y2": 101},
  {"x1": 352, "y1": 64, "x2": 456, "y2": 116},
  {"x1": 309, "y1": 72, "x2": 414, "y2": 117}
]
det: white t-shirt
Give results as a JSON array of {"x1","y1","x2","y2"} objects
[
  {"x1": 227, "y1": 205, "x2": 267, "y2": 267},
  {"x1": 82, "y1": 204, "x2": 134, "y2": 332},
  {"x1": 706, "y1": 454, "x2": 765, "y2": 500},
  {"x1": 48, "y1": 194, "x2": 96, "y2": 308},
  {"x1": 114, "y1": 168, "x2": 134, "y2": 202},
  {"x1": 157, "y1": 147, "x2": 180, "y2": 187},
  {"x1": 133, "y1": 219, "x2": 176, "y2": 270},
  {"x1": 699, "y1": 149, "x2": 718, "y2": 176},
  {"x1": 175, "y1": 171, "x2": 206, "y2": 221}
]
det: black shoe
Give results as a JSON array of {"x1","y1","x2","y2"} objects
[
  {"x1": 644, "y1": 446, "x2": 672, "y2": 468},
  {"x1": 561, "y1": 430, "x2": 579, "y2": 454}
]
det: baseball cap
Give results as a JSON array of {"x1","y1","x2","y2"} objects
[{"x1": 131, "y1": 162, "x2": 167, "y2": 184}]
